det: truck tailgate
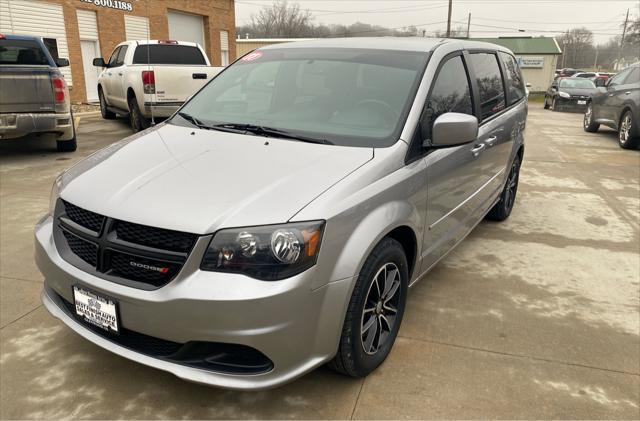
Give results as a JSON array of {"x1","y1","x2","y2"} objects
[
  {"x1": 152, "y1": 66, "x2": 221, "y2": 103},
  {"x1": 0, "y1": 66, "x2": 55, "y2": 113}
]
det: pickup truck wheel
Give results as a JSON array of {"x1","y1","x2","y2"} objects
[
  {"x1": 99, "y1": 88, "x2": 116, "y2": 120},
  {"x1": 328, "y1": 237, "x2": 408, "y2": 378},
  {"x1": 583, "y1": 102, "x2": 600, "y2": 132},
  {"x1": 128, "y1": 96, "x2": 149, "y2": 132},
  {"x1": 618, "y1": 110, "x2": 639, "y2": 149},
  {"x1": 486, "y1": 155, "x2": 521, "y2": 221}
]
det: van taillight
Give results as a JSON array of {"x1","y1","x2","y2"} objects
[
  {"x1": 142, "y1": 70, "x2": 155, "y2": 94},
  {"x1": 52, "y1": 76, "x2": 66, "y2": 103}
]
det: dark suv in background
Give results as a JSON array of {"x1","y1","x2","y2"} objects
[{"x1": 584, "y1": 62, "x2": 640, "y2": 149}]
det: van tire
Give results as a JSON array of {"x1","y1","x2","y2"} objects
[
  {"x1": 486, "y1": 155, "x2": 521, "y2": 221},
  {"x1": 128, "y1": 96, "x2": 149, "y2": 132},
  {"x1": 328, "y1": 237, "x2": 408, "y2": 378}
]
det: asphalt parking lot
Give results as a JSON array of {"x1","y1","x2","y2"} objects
[{"x1": 1, "y1": 107, "x2": 638, "y2": 419}]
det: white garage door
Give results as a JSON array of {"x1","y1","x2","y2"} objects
[
  {"x1": 0, "y1": 0, "x2": 72, "y2": 85},
  {"x1": 168, "y1": 11, "x2": 204, "y2": 48}
]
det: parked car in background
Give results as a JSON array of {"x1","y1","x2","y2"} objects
[
  {"x1": 557, "y1": 68, "x2": 584, "y2": 78},
  {"x1": 573, "y1": 71, "x2": 602, "y2": 79},
  {"x1": 93, "y1": 40, "x2": 223, "y2": 131},
  {"x1": 0, "y1": 34, "x2": 76, "y2": 151},
  {"x1": 584, "y1": 62, "x2": 640, "y2": 149},
  {"x1": 544, "y1": 77, "x2": 597, "y2": 111},
  {"x1": 37, "y1": 38, "x2": 527, "y2": 390}
]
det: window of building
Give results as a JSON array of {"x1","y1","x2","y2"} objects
[
  {"x1": 498, "y1": 52, "x2": 525, "y2": 105},
  {"x1": 469, "y1": 53, "x2": 506, "y2": 120},
  {"x1": 42, "y1": 38, "x2": 59, "y2": 60},
  {"x1": 220, "y1": 31, "x2": 230, "y2": 66}
]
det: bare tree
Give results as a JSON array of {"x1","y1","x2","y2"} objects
[
  {"x1": 246, "y1": 0, "x2": 315, "y2": 38},
  {"x1": 434, "y1": 25, "x2": 467, "y2": 38},
  {"x1": 556, "y1": 27, "x2": 595, "y2": 68}
]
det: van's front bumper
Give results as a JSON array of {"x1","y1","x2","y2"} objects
[
  {"x1": 0, "y1": 112, "x2": 73, "y2": 140},
  {"x1": 35, "y1": 216, "x2": 353, "y2": 390}
]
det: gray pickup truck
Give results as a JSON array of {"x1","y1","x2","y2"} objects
[{"x1": 0, "y1": 34, "x2": 76, "y2": 152}]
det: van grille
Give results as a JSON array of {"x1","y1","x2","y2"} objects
[{"x1": 55, "y1": 200, "x2": 198, "y2": 290}]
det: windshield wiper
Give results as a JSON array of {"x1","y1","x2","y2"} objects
[
  {"x1": 212, "y1": 123, "x2": 332, "y2": 145},
  {"x1": 177, "y1": 113, "x2": 245, "y2": 134}
]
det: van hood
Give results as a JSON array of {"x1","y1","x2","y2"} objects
[{"x1": 59, "y1": 123, "x2": 373, "y2": 234}]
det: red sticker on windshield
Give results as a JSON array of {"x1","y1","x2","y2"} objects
[{"x1": 242, "y1": 51, "x2": 263, "y2": 62}]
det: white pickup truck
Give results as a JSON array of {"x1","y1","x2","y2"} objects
[{"x1": 93, "y1": 40, "x2": 223, "y2": 131}]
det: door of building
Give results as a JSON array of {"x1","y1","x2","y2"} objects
[{"x1": 80, "y1": 40, "x2": 100, "y2": 102}]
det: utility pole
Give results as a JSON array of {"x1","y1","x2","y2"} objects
[
  {"x1": 561, "y1": 41, "x2": 567, "y2": 68},
  {"x1": 466, "y1": 13, "x2": 471, "y2": 38},
  {"x1": 593, "y1": 45, "x2": 598, "y2": 69},
  {"x1": 446, "y1": 0, "x2": 453, "y2": 37},
  {"x1": 617, "y1": 8, "x2": 629, "y2": 69}
]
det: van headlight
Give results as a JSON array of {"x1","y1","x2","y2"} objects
[
  {"x1": 558, "y1": 91, "x2": 571, "y2": 99},
  {"x1": 200, "y1": 221, "x2": 325, "y2": 281}
]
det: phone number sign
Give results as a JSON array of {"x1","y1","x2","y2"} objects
[{"x1": 80, "y1": 0, "x2": 133, "y2": 12}]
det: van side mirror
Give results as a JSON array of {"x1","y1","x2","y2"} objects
[
  {"x1": 93, "y1": 57, "x2": 106, "y2": 67},
  {"x1": 55, "y1": 58, "x2": 69, "y2": 67},
  {"x1": 427, "y1": 112, "x2": 478, "y2": 148}
]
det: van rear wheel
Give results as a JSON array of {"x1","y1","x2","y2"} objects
[
  {"x1": 486, "y1": 155, "x2": 521, "y2": 221},
  {"x1": 328, "y1": 237, "x2": 408, "y2": 377}
]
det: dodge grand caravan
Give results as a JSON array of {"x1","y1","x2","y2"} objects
[{"x1": 36, "y1": 38, "x2": 527, "y2": 390}]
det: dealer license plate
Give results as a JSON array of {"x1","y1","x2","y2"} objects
[
  {"x1": 577, "y1": 100, "x2": 586, "y2": 105},
  {"x1": 73, "y1": 286, "x2": 119, "y2": 333}
]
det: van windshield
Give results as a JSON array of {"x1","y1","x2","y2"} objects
[{"x1": 172, "y1": 48, "x2": 429, "y2": 147}]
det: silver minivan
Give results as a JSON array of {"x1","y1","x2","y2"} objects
[{"x1": 36, "y1": 38, "x2": 527, "y2": 390}]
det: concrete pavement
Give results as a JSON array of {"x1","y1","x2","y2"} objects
[{"x1": 1, "y1": 109, "x2": 638, "y2": 419}]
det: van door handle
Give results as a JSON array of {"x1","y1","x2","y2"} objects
[
  {"x1": 471, "y1": 143, "x2": 485, "y2": 157},
  {"x1": 625, "y1": 91, "x2": 631, "y2": 95},
  {"x1": 485, "y1": 136, "x2": 498, "y2": 146},
  {"x1": 118, "y1": 72, "x2": 123, "y2": 76}
]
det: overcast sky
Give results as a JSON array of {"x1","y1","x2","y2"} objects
[{"x1": 235, "y1": 0, "x2": 640, "y2": 43}]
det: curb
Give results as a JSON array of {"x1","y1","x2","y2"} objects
[{"x1": 73, "y1": 110, "x2": 102, "y2": 117}]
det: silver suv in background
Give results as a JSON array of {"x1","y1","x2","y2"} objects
[
  {"x1": 0, "y1": 34, "x2": 76, "y2": 151},
  {"x1": 36, "y1": 38, "x2": 527, "y2": 390}
]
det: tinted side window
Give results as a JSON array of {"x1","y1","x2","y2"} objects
[
  {"x1": 425, "y1": 55, "x2": 473, "y2": 134},
  {"x1": 107, "y1": 46, "x2": 121, "y2": 67},
  {"x1": 469, "y1": 53, "x2": 506, "y2": 119},
  {"x1": 132, "y1": 45, "x2": 207, "y2": 65},
  {"x1": 499, "y1": 52, "x2": 525, "y2": 105},
  {"x1": 115, "y1": 45, "x2": 128, "y2": 66},
  {"x1": 622, "y1": 67, "x2": 639, "y2": 85},
  {"x1": 609, "y1": 68, "x2": 631, "y2": 86}
]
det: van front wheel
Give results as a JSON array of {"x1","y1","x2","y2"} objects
[{"x1": 328, "y1": 237, "x2": 408, "y2": 377}]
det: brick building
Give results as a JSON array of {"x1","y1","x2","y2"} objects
[{"x1": 0, "y1": 0, "x2": 236, "y2": 103}]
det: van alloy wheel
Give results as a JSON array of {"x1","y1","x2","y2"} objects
[{"x1": 361, "y1": 262, "x2": 401, "y2": 355}]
